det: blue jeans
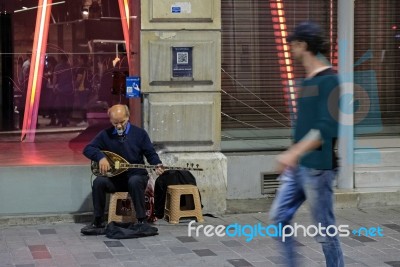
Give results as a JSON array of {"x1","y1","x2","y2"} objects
[{"x1": 269, "y1": 166, "x2": 344, "y2": 267}]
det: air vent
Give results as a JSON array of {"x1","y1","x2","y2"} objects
[{"x1": 261, "y1": 173, "x2": 280, "y2": 195}]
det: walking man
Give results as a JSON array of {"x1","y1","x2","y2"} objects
[{"x1": 269, "y1": 21, "x2": 344, "y2": 267}]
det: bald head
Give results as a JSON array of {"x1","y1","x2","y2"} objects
[
  {"x1": 108, "y1": 104, "x2": 130, "y2": 120},
  {"x1": 108, "y1": 105, "x2": 130, "y2": 135}
]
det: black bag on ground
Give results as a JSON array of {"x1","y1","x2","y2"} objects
[
  {"x1": 105, "y1": 221, "x2": 158, "y2": 239},
  {"x1": 154, "y1": 170, "x2": 202, "y2": 219}
]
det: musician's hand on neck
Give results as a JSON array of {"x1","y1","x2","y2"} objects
[{"x1": 155, "y1": 164, "x2": 164, "y2": 176}]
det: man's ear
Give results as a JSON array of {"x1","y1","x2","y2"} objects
[{"x1": 300, "y1": 41, "x2": 308, "y2": 51}]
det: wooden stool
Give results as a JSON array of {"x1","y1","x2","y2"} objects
[
  {"x1": 164, "y1": 184, "x2": 204, "y2": 224},
  {"x1": 108, "y1": 192, "x2": 137, "y2": 223}
]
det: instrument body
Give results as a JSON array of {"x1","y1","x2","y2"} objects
[{"x1": 91, "y1": 150, "x2": 203, "y2": 177}]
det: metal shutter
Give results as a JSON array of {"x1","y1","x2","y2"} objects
[
  {"x1": 354, "y1": 0, "x2": 400, "y2": 135},
  {"x1": 221, "y1": 0, "x2": 337, "y2": 143}
]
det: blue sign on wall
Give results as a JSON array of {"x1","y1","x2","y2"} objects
[
  {"x1": 171, "y1": 6, "x2": 181, "y2": 13},
  {"x1": 126, "y1": 76, "x2": 141, "y2": 98}
]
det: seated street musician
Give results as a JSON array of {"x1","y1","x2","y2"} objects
[{"x1": 81, "y1": 104, "x2": 164, "y2": 232}]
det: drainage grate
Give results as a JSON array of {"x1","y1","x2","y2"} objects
[{"x1": 261, "y1": 173, "x2": 280, "y2": 195}]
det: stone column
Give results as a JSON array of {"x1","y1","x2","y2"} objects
[
  {"x1": 141, "y1": 0, "x2": 227, "y2": 214},
  {"x1": 337, "y1": 0, "x2": 354, "y2": 189}
]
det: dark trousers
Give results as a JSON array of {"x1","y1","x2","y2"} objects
[{"x1": 92, "y1": 174, "x2": 149, "y2": 221}]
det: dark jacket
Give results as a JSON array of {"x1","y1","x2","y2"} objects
[{"x1": 83, "y1": 123, "x2": 162, "y2": 176}]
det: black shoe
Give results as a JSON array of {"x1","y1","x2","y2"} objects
[
  {"x1": 137, "y1": 218, "x2": 148, "y2": 224},
  {"x1": 81, "y1": 221, "x2": 106, "y2": 235}
]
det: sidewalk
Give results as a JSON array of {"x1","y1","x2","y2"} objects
[{"x1": 1, "y1": 206, "x2": 400, "y2": 267}]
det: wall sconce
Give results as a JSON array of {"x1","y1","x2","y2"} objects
[{"x1": 81, "y1": 7, "x2": 89, "y2": 16}]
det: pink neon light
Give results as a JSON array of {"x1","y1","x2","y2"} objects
[
  {"x1": 118, "y1": 0, "x2": 132, "y2": 72},
  {"x1": 21, "y1": 0, "x2": 52, "y2": 141},
  {"x1": 269, "y1": 0, "x2": 296, "y2": 114},
  {"x1": 329, "y1": 0, "x2": 338, "y2": 69}
]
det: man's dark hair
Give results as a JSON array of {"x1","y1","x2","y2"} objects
[{"x1": 287, "y1": 21, "x2": 328, "y2": 55}]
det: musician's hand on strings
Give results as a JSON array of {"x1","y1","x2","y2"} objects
[
  {"x1": 99, "y1": 158, "x2": 111, "y2": 175},
  {"x1": 155, "y1": 164, "x2": 164, "y2": 176}
]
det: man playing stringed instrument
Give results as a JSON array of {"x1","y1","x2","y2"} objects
[{"x1": 81, "y1": 104, "x2": 164, "y2": 232}]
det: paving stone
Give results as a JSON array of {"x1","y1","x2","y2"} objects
[
  {"x1": 115, "y1": 253, "x2": 138, "y2": 262},
  {"x1": 385, "y1": 262, "x2": 400, "y2": 267},
  {"x1": 31, "y1": 250, "x2": 52, "y2": 259},
  {"x1": 108, "y1": 247, "x2": 131, "y2": 255},
  {"x1": 192, "y1": 249, "x2": 217, "y2": 257},
  {"x1": 249, "y1": 262, "x2": 275, "y2": 267},
  {"x1": 221, "y1": 240, "x2": 244, "y2": 247},
  {"x1": 169, "y1": 246, "x2": 193, "y2": 254},
  {"x1": 253, "y1": 247, "x2": 282, "y2": 257},
  {"x1": 382, "y1": 224, "x2": 400, "y2": 232},
  {"x1": 295, "y1": 258, "x2": 322, "y2": 267},
  {"x1": 38, "y1": 229, "x2": 57, "y2": 235},
  {"x1": 121, "y1": 262, "x2": 145, "y2": 267},
  {"x1": 12, "y1": 262, "x2": 35, "y2": 267},
  {"x1": 104, "y1": 240, "x2": 124, "y2": 247},
  {"x1": 350, "y1": 235, "x2": 377, "y2": 243},
  {"x1": 28, "y1": 244, "x2": 47, "y2": 252},
  {"x1": 241, "y1": 252, "x2": 269, "y2": 262},
  {"x1": 227, "y1": 258, "x2": 254, "y2": 267},
  {"x1": 341, "y1": 237, "x2": 365, "y2": 247},
  {"x1": 266, "y1": 255, "x2": 287, "y2": 264},
  {"x1": 340, "y1": 264, "x2": 367, "y2": 267},
  {"x1": 344, "y1": 256, "x2": 358, "y2": 264},
  {"x1": 176, "y1": 236, "x2": 198, "y2": 243},
  {"x1": 93, "y1": 251, "x2": 113, "y2": 259},
  {"x1": 228, "y1": 245, "x2": 255, "y2": 255},
  {"x1": 121, "y1": 240, "x2": 146, "y2": 250}
]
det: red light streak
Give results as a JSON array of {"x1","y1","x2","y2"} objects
[
  {"x1": 21, "y1": 0, "x2": 52, "y2": 142},
  {"x1": 118, "y1": 0, "x2": 132, "y2": 72},
  {"x1": 269, "y1": 0, "x2": 296, "y2": 114}
]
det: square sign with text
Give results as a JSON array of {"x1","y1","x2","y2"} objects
[{"x1": 126, "y1": 76, "x2": 141, "y2": 98}]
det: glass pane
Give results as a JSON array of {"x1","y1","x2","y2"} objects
[
  {"x1": 354, "y1": 0, "x2": 400, "y2": 140},
  {"x1": 0, "y1": 0, "x2": 130, "y2": 166}
]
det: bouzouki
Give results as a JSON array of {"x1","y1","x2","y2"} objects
[{"x1": 91, "y1": 150, "x2": 203, "y2": 177}]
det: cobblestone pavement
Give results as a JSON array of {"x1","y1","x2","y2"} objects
[{"x1": 1, "y1": 206, "x2": 400, "y2": 267}]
